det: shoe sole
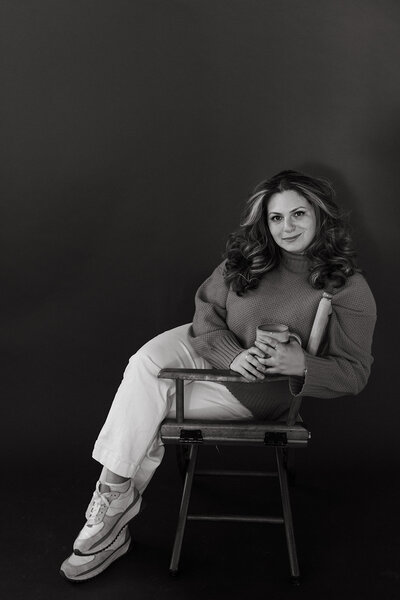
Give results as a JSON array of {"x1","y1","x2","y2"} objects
[
  {"x1": 60, "y1": 529, "x2": 131, "y2": 582},
  {"x1": 74, "y1": 494, "x2": 143, "y2": 556}
]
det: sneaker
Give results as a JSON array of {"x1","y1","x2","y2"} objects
[
  {"x1": 60, "y1": 526, "x2": 131, "y2": 582},
  {"x1": 73, "y1": 480, "x2": 141, "y2": 556}
]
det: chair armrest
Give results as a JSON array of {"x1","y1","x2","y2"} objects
[
  {"x1": 158, "y1": 368, "x2": 294, "y2": 425},
  {"x1": 158, "y1": 367, "x2": 287, "y2": 383}
]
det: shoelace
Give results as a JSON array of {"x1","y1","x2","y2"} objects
[{"x1": 85, "y1": 483, "x2": 112, "y2": 524}]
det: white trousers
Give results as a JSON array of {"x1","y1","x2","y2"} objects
[{"x1": 92, "y1": 324, "x2": 252, "y2": 492}]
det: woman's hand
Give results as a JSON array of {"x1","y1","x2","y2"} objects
[
  {"x1": 230, "y1": 346, "x2": 267, "y2": 381},
  {"x1": 254, "y1": 336, "x2": 306, "y2": 376}
]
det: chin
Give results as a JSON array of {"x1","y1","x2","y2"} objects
[
  {"x1": 285, "y1": 248, "x2": 304, "y2": 254},
  {"x1": 282, "y1": 243, "x2": 305, "y2": 253}
]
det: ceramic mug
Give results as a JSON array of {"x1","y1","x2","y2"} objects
[{"x1": 256, "y1": 323, "x2": 302, "y2": 349}]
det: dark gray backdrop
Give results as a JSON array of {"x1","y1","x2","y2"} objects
[{"x1": 1, "y1": 0, "x2": 398, "y2": 473}]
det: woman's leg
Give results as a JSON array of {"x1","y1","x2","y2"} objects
[
  {"x1": 61, "y1": 324, "x2": 251, "y2": 580},
  {"x1": 92, "y1": 323, "x2": 251, "y2": 490}
]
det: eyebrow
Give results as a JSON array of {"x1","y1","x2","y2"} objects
[{"x1": 268, "y1": 206, "x2": 307, "y2": 215}]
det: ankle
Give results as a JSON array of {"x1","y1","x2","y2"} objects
[
  {"x1": 100, "y1": 467, "x2": 130, "y2": 485},
  {"x1": 99, "y1": 479, "x2": 131, "y2": 494}
]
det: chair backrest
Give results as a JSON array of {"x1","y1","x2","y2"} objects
[{"x1": 286, "y1": 290, "x2": 333, "y2": 425}]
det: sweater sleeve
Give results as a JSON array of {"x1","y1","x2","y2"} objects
[
  {"x1": 290, "y1": 274, "x2": 377, "y2": 398},
  {"x1": 189, "y1": 261, "x2": 244, "y2": 368}
]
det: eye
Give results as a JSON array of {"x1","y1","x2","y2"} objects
[
  {"x1": 294, "y1": 210, "x2": 305, "y2": 218},
  {"x1": 269, "y1": 215, "x2": 283, "y2": 222}
]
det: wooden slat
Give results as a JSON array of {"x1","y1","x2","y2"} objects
[
  {"x1": 160, "y1": 418, "x2": 310, "y2": 446},
  {"x1": 158, "y1": 367, "x2": 287, "y2": 383},
  {"x1": 187, "y1": 514, "x2": 284, "y2": 524},
  {"x1": 194, "y1": 469, "x2": 279, "y2": 478},
  {"x1": 161, "y1": 418, "x2": 307, "y2": 433}
]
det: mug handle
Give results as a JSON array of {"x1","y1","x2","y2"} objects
[{"x1": 289, "y1": 332, "x2": 302, "y2": 346}]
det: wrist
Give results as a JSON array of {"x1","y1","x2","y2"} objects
[{"x1": 294, "y1": 351, "x2": 307, "y2": 377}]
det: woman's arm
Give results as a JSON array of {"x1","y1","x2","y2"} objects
[
  {"x1": 189, "y1": 261, "x2": 245, "y2": 369},
  {"x1": 289, "y1": 274, "x2": 377, "y2": 398}
]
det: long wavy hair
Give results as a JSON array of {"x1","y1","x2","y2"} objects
[{"x1": 224, "y1": 170, "x2": 358, "y2": 295}]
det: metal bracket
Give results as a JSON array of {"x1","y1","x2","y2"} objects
[
  {"x1": 264, "y1": 432, "x2": 288, "y2": 446},
  {"x1": 179, "y1": 429, "x2": 203, "y2": 443}
]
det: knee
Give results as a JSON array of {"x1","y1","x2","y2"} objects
[
  {"x1": 123, "y1": 350, "x2": 160, "y2": 379},
  {"x1": 134, "y1": 324, "x2": 192, "y2": 368}
]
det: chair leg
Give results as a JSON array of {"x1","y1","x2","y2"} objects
[
  {"x1": 283, "y1": 447, "x2": 296, "y2": 485},
  {"x1": 176, "y1": 444, "x2": 191, "y2": 480},
  {"x1": 169, "y1": 444, "x2": 199, "y2": 575},
  {"x1": 275, "y1": 447, "x2": 300, "y2": 583}
]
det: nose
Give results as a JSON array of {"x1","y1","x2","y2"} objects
[{"x1": 283, "y1": 217, "x2": 295, "y2": 233}]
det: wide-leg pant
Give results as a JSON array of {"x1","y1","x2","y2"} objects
[{"x1": 92, "y1": 324, "x2": 252, "y2": 493}]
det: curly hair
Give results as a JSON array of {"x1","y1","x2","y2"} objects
[{"x1": 224, "y1": 170, "x2": 359, "y2": 295}]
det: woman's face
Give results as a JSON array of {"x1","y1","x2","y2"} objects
[{"x1": 267, "y1": 189, "x2": 317, "y2": 254}]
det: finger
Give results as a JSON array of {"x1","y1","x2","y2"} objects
[
  {"x1": 254, "y1": 340, "x2": 269, "y2": 352},
  {"x1": 255, "y1": 339, "x2": 277, "y2": 352},
  {"x1": 246, "y1": 353, "x2": 266, "y2": 372},
  {"x1": 241, "y1": 367, "x2": 259, "y2": 381},
  {"x1": 262, "y1": 356, "x2": 275, "y2": 367},
  {"x1": 243, "y1": 360, "x2": 265, "y2": 379},
  {"x1": 264, "y1": 367, "x2": 279, "y2": 375},
  {"x1": 248, "y1": 346, "x2": 266, "y2": 359},
  {"x1": 263, "y1": 340, "x2": 283, "y2": 353},
  {"x1": 232, "y1": 365, "x2": 257, "y2": 381},
  {"x1": 246, "y1": 366, "x2": 265, "y2": 380},
  {"x1": 256, "y1": 356, "x2": 272, "y2": 366},
  {"x1": 255, "y1": 336, "x2": 279, "y2": 350},
  {"x1": 253, "y1": 357, "x2": 267, "y2": 372}
]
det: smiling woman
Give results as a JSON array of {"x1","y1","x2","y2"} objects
[
  {"x1": 267, "y1": 190, "x2": 317, "y2": 253},
  {"x1": 60, "y1": 169, "x2": 376, "y2": 582},
  {"x1": 224, "y1": 170, "x2": 358, "y2": 294},
  {"x1": 193, "y1": 169, "x2": 376, "y2": 408}
]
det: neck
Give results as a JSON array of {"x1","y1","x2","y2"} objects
[{"x1": 279, "y1": 248, "x2": 310, "y2": 273}]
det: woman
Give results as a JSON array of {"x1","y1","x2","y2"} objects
[{"x1": 60, "y1": 170, "x2": 376, "y2": 581}]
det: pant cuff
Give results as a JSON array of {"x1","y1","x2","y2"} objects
[{"x1": 92, "y1": 441, "x2": 141, "y2": 479}]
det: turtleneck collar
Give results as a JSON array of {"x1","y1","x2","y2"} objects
[{"x1": 280, "y1": 248, "x2": 310, "y2": 274}]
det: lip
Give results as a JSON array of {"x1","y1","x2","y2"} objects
[{"x1": 282, "y1": 233, "x2": 302, "y2": 242}]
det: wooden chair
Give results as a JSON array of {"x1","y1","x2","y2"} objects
[{"x1": 158, "y1": 368, "x2": 310, "y2": 584}]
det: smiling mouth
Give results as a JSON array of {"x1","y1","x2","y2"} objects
[{"x1": 282, "y1": 233, "x2": 301, "y2": 242}]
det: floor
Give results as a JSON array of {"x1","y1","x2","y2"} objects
[{"x1": 3, "y1": 442, "x2": 399, "y2": 600}]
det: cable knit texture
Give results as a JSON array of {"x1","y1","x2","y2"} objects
[{"x1": 189, "y1": 250, "x2": 376, "y2": 419}]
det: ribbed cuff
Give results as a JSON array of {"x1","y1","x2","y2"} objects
[
  {"x1": 289, "y1": 374, "x2": 305, "y2": 397},
  {"x1": 290, "y1": 354, "x2": 329, "y2": 397},
  {"x1": 208, "y1": 334, "x2": 244, "y2": 369}
]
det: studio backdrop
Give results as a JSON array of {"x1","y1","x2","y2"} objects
[{"x1": 1, "y1": 0, "x2": 398, "y2": 470}]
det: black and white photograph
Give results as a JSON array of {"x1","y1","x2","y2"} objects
[{"x1": 1, "y1": 1, "x2": 398, "y2": 599}]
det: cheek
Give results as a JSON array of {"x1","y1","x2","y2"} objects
[
  {"x1": 300, "y1": 217, "x2": 315, "y2": 236},
  {"x1": 268, "y1": 223, "x2": 280, "y2": 240},
  {"x1": 307, "y1": 216, "x2": 317, "y2": 238}
]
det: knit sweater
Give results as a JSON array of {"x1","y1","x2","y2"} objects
[{"x1": 189, "y1": 250, "x2": 377, "y2": 419}]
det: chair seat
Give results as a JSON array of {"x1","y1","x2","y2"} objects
[{"x1": 161, "y1": 418, "x2": 310, "y2": 447}]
